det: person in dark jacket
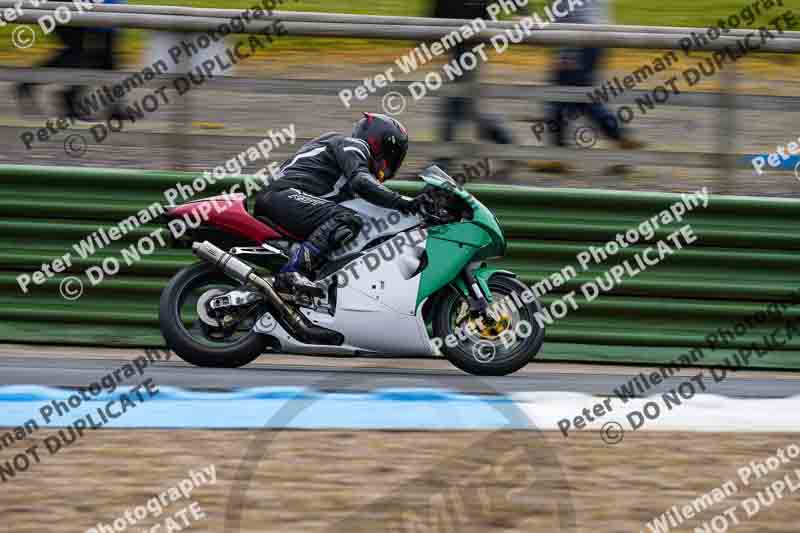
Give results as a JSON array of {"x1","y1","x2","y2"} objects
[
  {"x1": 15, "y1": 0, "x2": 126, "y2": 118},
  {"x1": 533, "y1": 0, "x2": 644, "y2": 173},
  {"x1": 432, "y1": 0, "x2": 516, "y2": 183},
  {"x1": 255, "y1": 113, "x2": 415, "y2": 294}
]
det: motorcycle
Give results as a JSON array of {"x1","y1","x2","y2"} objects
[{"x1": 158, "y1": 166, "x2": 544, "y2": 375}]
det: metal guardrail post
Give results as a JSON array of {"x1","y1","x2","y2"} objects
[
  {"x1": 718, "y1": 65, "x2": 737, "y2": 194},
  {"x1": 468, "y1": 70, "x2": 482, "y2": 164},
  {"x1": 172, "y1": 71, "x2": 191, "y2": 171}
]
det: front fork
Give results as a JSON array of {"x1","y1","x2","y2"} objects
[{"x1": 452, "y1": 262, "x2": 516, "y2": 318}]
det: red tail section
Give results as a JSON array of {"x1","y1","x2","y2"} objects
[{"x1": 166, "y1": 194, "x2": 296, "y2": 242}]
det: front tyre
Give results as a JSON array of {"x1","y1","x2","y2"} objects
[
  {"x1": 432, "y1": 274, "x2": 544, "y2": 376},
  {"x1": 159, "y1": 262, "x2": 272, "y2": 368}
]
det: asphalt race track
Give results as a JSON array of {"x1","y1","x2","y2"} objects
[{"x1": 2, "y1": 350, "x2": 800, "y2": 398}]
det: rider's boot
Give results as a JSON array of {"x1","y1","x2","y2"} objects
[{"x1": 274, "y1": 242, "x2": 325, "y2": 298}]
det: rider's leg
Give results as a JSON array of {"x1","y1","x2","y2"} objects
[
  {"x1": 281, "y1": 208, "x2": 363, "y2": 279},
  {"x1": 254, "y1": 188, "x2": 363, "y2": 291}
]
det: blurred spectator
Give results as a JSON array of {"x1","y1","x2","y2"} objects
[
  {"x1": 431, "y1": 0, "x2": 517, "y2": 183},
  {"x1": 532, "y1": 0, "x2": 644, "y2": 173},
  {"x1": 86, "y1": 0, "x2": 128, "y2": 119},
  {"x1": 15, "y1": 0, "x2": 126, "y2": 119}
]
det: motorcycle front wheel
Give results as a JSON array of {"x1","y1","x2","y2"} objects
[{"x1": 432, "y1": 274, "x2": 545, "y2": 376}]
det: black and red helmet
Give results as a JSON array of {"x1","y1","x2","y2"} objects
[{"x1": 352, "y1": 112, "x2": 409, "y2": 181}]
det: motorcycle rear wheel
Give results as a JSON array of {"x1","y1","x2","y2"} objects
[{"x1": 159, "y1": 262, "x2": 273, "y2": 368}]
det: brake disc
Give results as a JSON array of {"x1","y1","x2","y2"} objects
[{"x1": 196, "y1": 288, "x2": 228, "y2": 327}]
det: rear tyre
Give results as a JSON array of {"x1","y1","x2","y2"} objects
[
  {"x1": 432, "y1": 274, "x2": 544, "y2": 376},
  {"x1": 159, "y1": 262, "x2": 272, "y2": 368}
]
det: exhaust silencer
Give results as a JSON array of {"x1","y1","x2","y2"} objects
[
  {"x1": 193, "y1": 241, "x2": 254, "y2": 284},
  {"x1": 192, "y1": 241, "x2": 343, "y2": 346}
]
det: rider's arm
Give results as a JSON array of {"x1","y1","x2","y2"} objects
[
  {"x1": 333, "y1": 137, "x2": 409, "y2": 210},
  {"x1": 350, "y1": 173, "x2": 409, "y2": 210}
]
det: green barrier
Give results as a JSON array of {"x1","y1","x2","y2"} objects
[{"x1": 2, "y1": 164, "x2": 799, "y2": 368}]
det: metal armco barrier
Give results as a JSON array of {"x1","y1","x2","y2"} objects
[
  {"x1": 2, "y1": 164, "x2": 799, "y2": 368},
  {"x1": 1, "y1": 2, "x2": 799, "y2": 50},
  {"x1": 3, "y1": 2, "x2": 800, "y2": 188}
]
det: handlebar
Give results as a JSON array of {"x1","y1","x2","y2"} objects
[{"x1": 414, "y1": 193, "x2": 445, "y2": 224}]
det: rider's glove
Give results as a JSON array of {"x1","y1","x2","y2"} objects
[{"x1": 395, "y1": 197, "x2": 418, "y2": 215}]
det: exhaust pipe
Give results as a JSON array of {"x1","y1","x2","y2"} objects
[{"x1": 192, "y1": 241, "x2": 343, "y2": 346}]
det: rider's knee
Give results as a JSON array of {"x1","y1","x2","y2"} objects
[{"x1": 330, "y1": 211, "x2": 363, "y2": 248}]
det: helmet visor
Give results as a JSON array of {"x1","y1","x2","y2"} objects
[{"x1": 381, "y1": 138, "x2": 408, "y2": 179}]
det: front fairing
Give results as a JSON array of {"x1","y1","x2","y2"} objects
[
  {"x1": 420, "y1": 169, "x2": 506, "y2": 259},
  {"x1": 415, "y1": 168, "x2": 507, "y2": 306}
]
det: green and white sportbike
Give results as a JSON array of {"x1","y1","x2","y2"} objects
[{"x1": 159, "y1": 166, "x2": 545, "y2": 375}]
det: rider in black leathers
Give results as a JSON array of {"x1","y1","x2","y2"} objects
[{"x1": 254, "y1": 113, "x2": 415, "y2": 293}]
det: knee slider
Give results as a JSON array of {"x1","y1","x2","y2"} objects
[
  {"x1": 330, "y1": 213, "x2": 363, "y2": 248},
  {"x1": 308, "y1": 212, "x2": 363, "y2": 251}
]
